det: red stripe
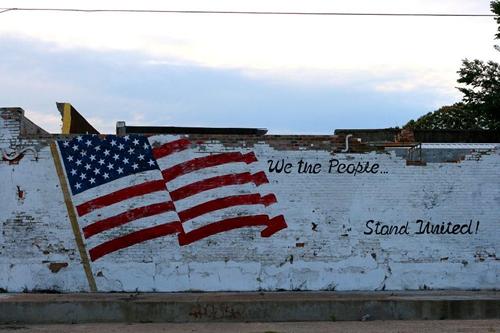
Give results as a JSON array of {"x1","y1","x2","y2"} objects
[
  {"x1": 260, "y1": 215, "x2": 288, "y2": 237},
  {"x1": 170, "y1": 171, "x2": 269, "y2": 202},
  {"x1": 76, "y1": 179, "x2": 167, "y2": 216},
  {"x1": 177, "y1": 214, "x2": 286, "y2": 246},
  {"x1": 88, "y1": 221, "x2": 182, "y2": 261},
  {"x1": 178, "y1": 193, "x2": 277, "y2": 222},
  {"x1": 161, "y1": 152, "x2": 257, "y2": 182},
  {"x1": 83, "y1": 201, "x2": 176, "y2": 239},
  {"x1": 152, "y1": 138, "x2": 190, "y2": 159}
]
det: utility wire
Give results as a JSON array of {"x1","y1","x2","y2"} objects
[{"x1": 0, "y1": 7, "x2": 496, "y2": 17}]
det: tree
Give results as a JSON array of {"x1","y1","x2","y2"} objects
[
  {"x1": 457, "y1": 59, "x2": 500, "y2": 124},
  {"x1": 493, "y1": 0, "x2": 500, "y2": 39},
  {"x1": 404, "y1": 103, "x2": 498, "y2": 130},
  {"x1": 405, "y1": 1, "x2": 500, "y2": 130}
]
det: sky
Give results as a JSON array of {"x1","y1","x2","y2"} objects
[{"x1": 0, "y1": 0, "x2": 498, "y2": 134}]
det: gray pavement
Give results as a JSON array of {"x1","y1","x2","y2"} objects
[{"x1": 0, "y1": 320, "x2": 499, "y2": 333}]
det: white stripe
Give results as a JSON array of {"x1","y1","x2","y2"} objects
[
  {"x1": 148, "y1": 135, "x2": 185, "y2": 146},
  {"x1": 156, "y1": 148, "x2": 258, "y2": 174},
  {"x1": 84, "y1": 210, "x2": 180, "y2": 248},
  {"x1": 173, "y1": 183, "x2": 263, "y2": 211},
  {"x1": 72, "y1": 169, "x2": 165, "y2": 206},
  {"x1": 164, "y1": 162, "x2": 257, "y2": 192},
  {"x1": 156, "y1": 150, "x2": 212, "y2": 171},
  {"x1": 182, "y1": 205, "x2": 268, "y2": 233},
  {"x1": 77, "y1": 190, "x2": 174, "y2": 227}
]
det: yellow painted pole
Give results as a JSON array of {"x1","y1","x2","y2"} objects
[
  {"x1": 61, "y1": 103, "x2": 72, "y2": 134},
  {"x1": 50, "y1": 142, "x2": 97, "y2": 292}
]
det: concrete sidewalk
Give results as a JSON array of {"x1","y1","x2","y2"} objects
[{"x1": 0, "y1": 291, "x2": 499, "y2": 324}]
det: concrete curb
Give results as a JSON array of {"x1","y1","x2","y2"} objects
[{"x1": 1, "y1": 291, "x2": 499, "y2": 324}]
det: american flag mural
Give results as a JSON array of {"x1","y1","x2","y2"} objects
[{"x1": 56, "y1": 134, "x2": 287, "y2": 261}]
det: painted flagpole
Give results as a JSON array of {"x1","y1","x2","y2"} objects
[{"x1": 50, "y1": 142, "x2": 97, "y2": 292}]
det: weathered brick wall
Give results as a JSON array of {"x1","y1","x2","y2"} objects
[
  {"x1": 0, "y1": 109, "x2": 88, "y2": 291},
  {"x1": 0, "y1": 110, "x2": 498, "y2": 292}
]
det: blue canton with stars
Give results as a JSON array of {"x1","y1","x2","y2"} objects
[{"x1": 57, "y1": 135, "x2": 160, "y2": 195}]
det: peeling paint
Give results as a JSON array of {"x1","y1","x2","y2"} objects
[
  {"x1": 48, "y1": 262, "x2": 68, "y2": 273},
  {"x1": 16, "y1": 186, "x2": 25, "y2": 202}
]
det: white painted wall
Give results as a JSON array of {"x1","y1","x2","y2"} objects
[{"x1": 0, "y1": 110, "x2": 498, "y2": 292}]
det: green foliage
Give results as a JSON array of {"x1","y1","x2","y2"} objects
[
  {"x1": 404, "y1": 2, "x2": 500, "y2": 131},
  {"x1": 492, "y1": 0, "x2": 500, "y2": 39},
  {"x1": 457, "y1": 59, "x2": 500, "y2": 124},
  {"x1": 404, "y1": 103, "x2": 498, "y2": 130}
]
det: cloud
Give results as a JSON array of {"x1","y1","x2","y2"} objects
[
  {"x1": 0, "y1": 36, "x2": 460, "y2": 134},
  {"x1": 0, "y1": 0, "x2": 496, "y2": 131},
  {"x1": 0, "y1": 0, "x2": 496, "y2": 77},
  {"x1": 25, "y1": 111, "x2": 61, "y2": 133}
]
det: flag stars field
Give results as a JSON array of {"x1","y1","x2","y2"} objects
[{"x1": 57, "y1": 135, "x2": 159, "y2": 194}]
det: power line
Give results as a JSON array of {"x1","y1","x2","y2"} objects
[{"x1": 0, "y1": 7, "x2": 496, "y2": 17}]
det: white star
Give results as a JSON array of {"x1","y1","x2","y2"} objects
[
  {"x1": 123, "y1": 135, "x2": 130, "y2": 141},
  {"x1": 84, "y1": 163, "x2": 91, "y2": 170},
  {"x1": 76, "y1": 159, "x2": 82, "y2": 166},
  {"x1": 94, "y1": 145, "x2": 101, "y2": 151},
  {"x1": 113, "y1": 154, "x2": 120, "y2": 161},
  {"x1": 117, "y1": 167, "x2": 124, "y2": 174},
  {"x1": 89, "y1": 178, "x2": 96, "y2": 184},
  {"x1": 76, "y1": 136, "x2": 83, "y2": 142},
  {"x1": 107, "y1": 163, "x2": 114, "y2": 170},
  {"x1": 66, "y1": 155, "x2": 73, "y2": 162},
  {"x1": 89, "y1": 155, "x2": 96, "y2": 161},
  {"x1": 93, "y1": 168, "x2": 100, "y2": 175},
  {"x1": 138, "y1": 154, "x2": 145, "y2": 160},
  {"x1": 79, "y1": 173, "x2": 86, "y2": 180},
  {"x1": 62, "y1": 141, "x2": 70, "y2": 147},
  {"x1": 98, "y1": 159, "x2": 105, "y2": 165},
  {"x1": 148, "y1": 159, "x2": 155, "y2": 166},
  {"x1": 85, "y1": 140, "x2": 92, "y2": 146},
  {"x1": 103, "y1": 173, "x2": 109, "y2": 179},
  {"x1": 118, "y1": 143, "x2": 125, "y2": 150},
  {"x1": 72, "y1": 144, "x2": 79, "y2": 151},
  {"x1": 75, "y1": 182, "x2": 82, "y2": 189},
  {"x1": 132, "y1": 138, "x2": 139, "y2": 145},
  {"x1": 104, "y1": 149, "x2": 110, "y2": 156},
  {"x1": 128, "y1": 148, "x2": 135, "y2": 154},
  {"x1": 70, "y1": 169, "x2": 77, "y2": 176},
  {"x1": 110, "y1": 139, "x2": 117, "y2": 146},
  {"x1": 143, "y1": 143, "x2": 149, "y2": 150},
  {"x1": 80, "y1": 150, "x2": 87, "y2": 156},
  {"x1": 122, "y1": 157, "x2": 129, "y2": 164},
  {"x1": 132, "y1": 163, "x2": 139, "y2": 170}
]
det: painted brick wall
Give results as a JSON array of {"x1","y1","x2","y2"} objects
[
  {"x1": 0, "y1": 109, "x2": 88, "y2": 291},
  {"x1": 0, "y1": 110, "x2": 498, "y2": 292}
]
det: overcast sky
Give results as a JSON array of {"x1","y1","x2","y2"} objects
[{"x1": 0, "y1": 0, "x2": 498, "y2": 134}]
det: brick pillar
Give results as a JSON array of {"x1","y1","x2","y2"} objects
[
  {"x1": 0, "y1": 108, "x2": 24, "y2": 148},
  {"x1": 396, "y1": 128, "x2": 415, "y2": 143}
]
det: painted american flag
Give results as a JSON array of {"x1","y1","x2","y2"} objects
[{"x1": 56, "y1": 134, "x2": 287, "y2": 261}]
